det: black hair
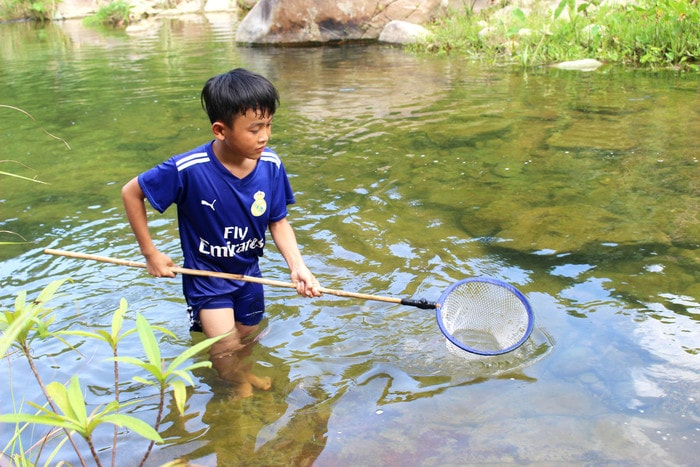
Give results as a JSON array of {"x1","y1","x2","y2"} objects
[{"x1": 200, "y1": 68, "x2": 280, "y2": 125}]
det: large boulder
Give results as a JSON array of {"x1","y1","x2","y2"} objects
[{"x1": 235, "y1": 0, "x2": 447, "y2": 44}]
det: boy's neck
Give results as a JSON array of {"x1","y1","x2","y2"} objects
[{"x1": 212, "y1": 140, "x2": 257, "y2": 179}]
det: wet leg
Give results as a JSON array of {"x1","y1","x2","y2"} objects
[{"x1": 199, "y1": 308, "x2": 270, "y2": 397}]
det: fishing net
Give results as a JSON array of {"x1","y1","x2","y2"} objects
[{"x1": 436, "y1": 278, "x2": 534, "y2": 356}]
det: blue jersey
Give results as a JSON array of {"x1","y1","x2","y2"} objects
[{"x1": 138, "y1": 141, "x2": 295, "y2": 304}]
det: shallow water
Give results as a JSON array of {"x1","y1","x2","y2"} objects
[{"x1": 1, "y1": 15, "x2": 699, "y2": 466}]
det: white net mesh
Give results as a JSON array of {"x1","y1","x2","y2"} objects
[{"x1": 438, "y1": 279, "x2": 532, "y2": 355}]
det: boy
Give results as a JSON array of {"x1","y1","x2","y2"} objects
[{"x1": 122, "y1": 68, "x2": 321, "y2": 394}]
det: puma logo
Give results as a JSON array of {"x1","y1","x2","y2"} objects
[{"x1": 201, "y1": 199, "x2": 217, "y2": 211}]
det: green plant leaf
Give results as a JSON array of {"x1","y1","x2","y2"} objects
[
  {"x1": 7, "y1": 279, "x2": 68, "y2": 347},
  {"x1": 34, "y1": 279, "x2": 67, "y2": 305},
  {"x1": 112, "y1": 297, "x2": 128, "y2": 340},
  {"x1": 181, "y1": 360, "x2": 213, "y2": 373},
  {"x1": 168, "y1": 369, "x2": 195, "y2": 387},
  {"x1": 14, "y1": 290, "x2": 27, "y2": 312},
  {"x1": 45, "y1": 378, "x2": 87, "y2": 429},
  {"x1": 512, "y1": 7, "x2": 527, "y2": 23},
  {"x1": 152, "y1": 325, "x2": 177, "y2": 339},
  {"x1": 65, "y1": 376, "x2": 88, "y2": 427},
  {"x1": 60, "y1": 298, "x2": 135, "y2": 349},
  {"x1": 0, "y1": 413, "x2": 77, "y2": 432},
  {"x1": 166, "y1": 333, "x2": 226, "y2": 373},
  {"x1": 44, "y1": 381, "x2": 71, "y2": 416},
  {"x1": 60, "y1": 329, "x2": 110, "y2": 340},
  {"x1": 170, "y1": 380, "x2": 187, "y2": 415},
  {"x1": 112, "y1": 356, "x2": 163, "y2": 378},
  {"x1": 0, "y1": 309, "x2": 29, "y2": 354},
  {"x1": 132, "y1": 375, "x2": 158, "y2": 386},
  {"x1": 135, "y1": 313, "x2": 162, "y2": 367},
  {"x1": 554, "y1": 0, "x2": 568, "y2": 19},
  {"x1": 100, "y1": 414, "x2": 163, "y2": 442}
]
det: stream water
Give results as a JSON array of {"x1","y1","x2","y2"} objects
[{"x1": 1, "y1": 14, "x2": 699, "y2": 466}]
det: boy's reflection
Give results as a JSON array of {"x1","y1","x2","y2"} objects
[{"x1": 179, "y1": 324, "x2": 332, "y2": 466}]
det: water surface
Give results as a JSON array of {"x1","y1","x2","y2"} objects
[{"x1": 1, "y1": 15, "x2": 699, "y2": 466}]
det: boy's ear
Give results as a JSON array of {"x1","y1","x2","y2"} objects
[{"x1": 211, "y1": 121, "x2": 226, "y2": 139}]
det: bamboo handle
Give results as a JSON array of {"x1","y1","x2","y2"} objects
[{"x1": 43, "y1": 248, "x2": 403, "y2": 305}]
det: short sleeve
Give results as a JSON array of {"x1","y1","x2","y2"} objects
[
  {"x1": 269, "y1": 162, "x2": 295, "y2": 222},
  {"x1": 138, "y1": 158, "x2": 180, "y2": 214}
]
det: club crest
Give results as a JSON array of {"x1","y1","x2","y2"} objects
[{"x1": 251, "y1": 191, "x2": 267, "y2": 217}]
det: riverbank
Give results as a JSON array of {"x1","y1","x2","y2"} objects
[
  {"x1": 0, "y1": 0, "x2": 240, "y2": 23},
  {"x1": 1, "y1": 0, "x2": 698, "y2": 70},
  {"x1": 415, "y1": 0, "x2": 699, "y2": 71},
  {"x1": 72, "y1": 0, "x2": 239, "y2": 20}
]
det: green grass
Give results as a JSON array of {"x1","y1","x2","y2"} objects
[
  {"x1": 82, "y1": 0, "x2": 132, "y2": 27},
  {"x1": 414, "y1": 0, "x2": 700, "y2": 70},
  {"x1": 0, "y1": 0, "x2": 58, "y2": 22}
]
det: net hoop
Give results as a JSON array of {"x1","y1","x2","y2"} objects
[{"x1": 435, "y1": 277, "x2": 534, "y2": 356}]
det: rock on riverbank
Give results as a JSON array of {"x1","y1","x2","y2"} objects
[
  {"x1": 50, "y1": 0, "x2": 607, "y2": 69},
  {"x1": 52, "y1": 0, "x2": 478, "y2": 44}
]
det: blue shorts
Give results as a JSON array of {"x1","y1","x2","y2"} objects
[{"x1": 187, "y1": 281, "x2": 265, "y2": 332}]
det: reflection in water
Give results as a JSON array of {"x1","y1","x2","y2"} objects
[
  {"x1": 164, "y1": 338, "x2": 332, "y2": 466},
  {"x1": 206, "y1": 331, "x2": 273, "y2": 399},
  {"x1": 1, "y1": 16, "x2": 699, "y2": 466}
]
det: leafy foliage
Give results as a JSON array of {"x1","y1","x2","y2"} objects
[
  {"x1": 83, "y1": 0, "x2": 133, "y2": 27},
  {"x1": 415, "y1": 0, "x2": 700, "y2": 70},
  {"x1": 0, "y1": 0, "x2": 58, "y2": 21},
  {"x1": 1, "y1": 281, "x2": 225, "y2": 466}
]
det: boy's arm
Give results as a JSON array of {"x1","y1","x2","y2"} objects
[
  {"x1": 121, "y1": 177, "x2": 176, "y2": 278},
  {"x1": 269, "y1": 217, "x2": 321, "y2": 297}
]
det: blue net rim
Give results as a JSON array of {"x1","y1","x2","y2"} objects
[{"x1": 435, "y1": 277, "x2": 535, "y2": 356}]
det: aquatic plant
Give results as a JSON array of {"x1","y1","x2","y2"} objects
[{"x1": 0, "y1": 281, "x2": 225, "y2": 466}]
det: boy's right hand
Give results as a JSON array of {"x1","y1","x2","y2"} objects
[{"x1": 144, "y1": 251, "x2": 176, "y2": 278}]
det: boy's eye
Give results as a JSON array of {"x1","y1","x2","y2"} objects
[{"x1": 248, "y1": 121, "x2": 272, "y2": 134}]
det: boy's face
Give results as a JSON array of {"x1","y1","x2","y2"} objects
[{"x1": 213, "y1": 109, "x2": 272, "y2": 161}]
